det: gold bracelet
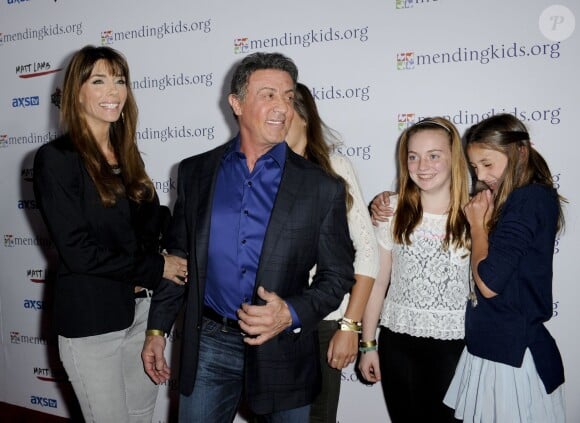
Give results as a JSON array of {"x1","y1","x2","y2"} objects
[
  {"x1": 359, "y1": 339, "x2": 377, "y2": 348},
  {"x1": 146, "y1": 329, "x2": 165, "y2": 337},
  {"x1": 359, "y1": 339, "x2": 377, "y2": 353},
  {"x1": 339, "y1": 317, "x2": 362, "y2": 333}
]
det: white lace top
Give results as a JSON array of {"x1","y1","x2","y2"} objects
[
  {"x1": 375, "y1": 196, "x2": 469, "y2": 340},
  {"x1": 310, "y1": 153, "x2": 379, "y2": 321}
]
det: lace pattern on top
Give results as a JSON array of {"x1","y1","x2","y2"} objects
[{"x1": 376, "y1": 199, "x2": 469, "y2": 339}]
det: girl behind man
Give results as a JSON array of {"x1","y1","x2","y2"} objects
[{"x1": 286, "y1": 82, "x2": 379, "y2": 423}]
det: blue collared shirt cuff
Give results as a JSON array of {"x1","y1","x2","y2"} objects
[{"x1": 287, "y1": 303, "x2": 301, "y2": 333}]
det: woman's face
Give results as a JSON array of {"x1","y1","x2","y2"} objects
[
  {"x1": 285, "y1": 110, "x2": 307, "y2": 156},
  {"x1": 467, "y1": 143, "x2": 508, "y2": 192},
  {"x1": 78, "y1": 59, "x2": 127, "y2": 135},
  {"x1": 407, "y1": 129, "x2": 452, "y2": 196}
]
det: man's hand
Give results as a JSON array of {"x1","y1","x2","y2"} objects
[
  {"x1": 370, "y1": 191, "x2": 394, "y2": 225},
  {"x1": 238, "y1": 286, "x2": 292, "y2": 346},
  {"x1": 141, "y1": 334, "x2": 170, "y2": 384},
  {"x1": 327, "y1": 329, "x2": 358, "y2": 369}
]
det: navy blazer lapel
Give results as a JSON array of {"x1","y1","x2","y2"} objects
[
  {"x1": 193, "y1": 141, "x2": 233, "y2": 282},
  {"x1": 258, "y1": 148, "x2": 305, "y2": 272}
]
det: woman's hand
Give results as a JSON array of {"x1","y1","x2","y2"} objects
[
  {"x1": 370, "y1": 191, "x2": 394, "y2": 225},
  {"x1": 162, "y1": 254, "x2": 188, "y2": 285},
  {"x1": 327, "y1": 330, "x2": 358, "y2": 369}
]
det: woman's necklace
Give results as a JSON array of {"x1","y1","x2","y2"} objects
[{"x1": 110, "y1": 163, "x2": 121, "y2": 175}]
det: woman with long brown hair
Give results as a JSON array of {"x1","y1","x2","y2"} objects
[
  {"x1": 33, "y1": 45, "x2": 186, "y2": 422},
  {"x1": 286, "y1": 82, "x2": 379, "y2": 423}
]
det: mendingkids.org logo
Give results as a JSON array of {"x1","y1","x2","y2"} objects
[
  {"x1": 0, "y1": 130, "x2": 58, "y2": 147},
  {"x1": 397, "y1": 106, "x2": 562, "y2": 130},
  {"x1": 397, "y1": 41, "x2": 561, "y2": 69},
  {"x1": 0, "y1": 22, "x2": 83, "y2": 46},
  {"x1": 396, "y1": 0, "x2": 439, "y2": 8},
  {"x1": 331, "y1": 144, "x2": 372, "y2": 161},
  {"x1": 30, "y1": 395, "x2": 58, "y2": 409},
  {"x1": 234, "y1": 24, "x2": 368, "y2": 54},
  {"x1": 152, "y1": 177, "x2": 177, "y2": 194},
  {"x1": 310, "y1": 84, "x2": 370, "y2": 102},
  {"x1": 132, "y1": 72, "x2": 213, "y2": 91},
  {"x1": 10, "y1": 331, "x2": 49, "y2": 345},
  {"x1": 4, "y1": 234, "x2": 53, "y2": 249},
  {"x1": 137, "y1": 125, "x2": 215, "y2": 142},
  {"x1": 16, "y1": 61, "x2": 61, "y2": 79},
  {"x1": 12, "y1": 95, "x2": 40, "y2": 108},
  {"x1": 101, "y1": 18, "x2": 212, "y2": 45}
]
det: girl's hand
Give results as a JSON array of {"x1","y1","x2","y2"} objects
[
  {"x1": 359, "y1": 350, "x2": 381, "y2": 383},
  {"x1": 464, "y1": 189, "x2": 493, "y2": 228}
]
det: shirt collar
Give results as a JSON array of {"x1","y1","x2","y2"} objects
[{"x1": 223, "y1": 134, "x2": 287, "y2": 168}]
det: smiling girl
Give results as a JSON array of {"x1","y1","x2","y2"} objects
[{"x1": 359, "y1": 117, "x2": 470, "y2": 422}]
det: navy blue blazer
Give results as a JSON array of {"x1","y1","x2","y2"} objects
[
  {"x1": 34, "y1": 135, "x2": 164, "y2": 338},
  {"x1": 147, "y1": 138, "x2": 355, "y2": 414},
  {"x1": 466, "y1": 184, "x2": 565, "y2": 393}
]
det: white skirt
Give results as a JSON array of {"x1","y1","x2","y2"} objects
[{"x1": 443, "y1": 347, "x2": 566, "y2": 423}]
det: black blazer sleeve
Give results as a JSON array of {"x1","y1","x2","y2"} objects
[{"x1": 147, "y1": 159, "x2": 191, "y2": 333}]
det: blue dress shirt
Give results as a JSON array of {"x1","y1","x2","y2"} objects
[{"x1": 205, "y1": 137, "x2": 286, "y2": 320}]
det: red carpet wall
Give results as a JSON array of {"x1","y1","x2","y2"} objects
[{"x1": 1, "y1": 1, "x2": 578, "y2": 421}]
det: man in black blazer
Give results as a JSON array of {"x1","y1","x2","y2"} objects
[{"x1": 142, "y1": 52, "x2": 354, "y2": 422}]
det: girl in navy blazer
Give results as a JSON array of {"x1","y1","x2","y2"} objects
[
  {"x1": 34, "y1": 45, "x2": 187, "y2": 422},
  {"x1": 444, "y1": 114, "x2": 566, "y2": 422}
]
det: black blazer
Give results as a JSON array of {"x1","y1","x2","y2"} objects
[
  {"x1": 148, "y1": 139, "x2": 355, "y2": 414},
  {"x1": 34, "y1": 135, "x2": 164, "y2": 338}
]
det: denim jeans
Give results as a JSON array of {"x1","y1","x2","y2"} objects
[
  {"x1": 179, "y1": 317, "x2": 311, "y2": 423},
  {"x1": 58, "y1": 298, "x2": 158, "y2": 423}
]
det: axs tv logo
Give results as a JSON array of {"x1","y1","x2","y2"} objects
[
  {"x1": 30, "y1": 395, "x2": 58, "y2": 408},
  {"x1": 12, "y1": 96, "x2": 40, "y2": 108}
]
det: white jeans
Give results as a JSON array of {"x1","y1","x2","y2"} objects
[{"x1": 58, "y1": 298, "x2": 158, "y2": 423}]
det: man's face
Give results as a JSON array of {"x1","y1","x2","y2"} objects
[{"x1": 229, "y1": 69, "x2": 295, "y2": 150}]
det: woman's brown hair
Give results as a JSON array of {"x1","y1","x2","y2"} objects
[
  {"x1": 61, "y1": 45, "x2": 154, "y2": 206},
  {"x1": 293, "y1": 82, "x2": 353, "y2": 210}
]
